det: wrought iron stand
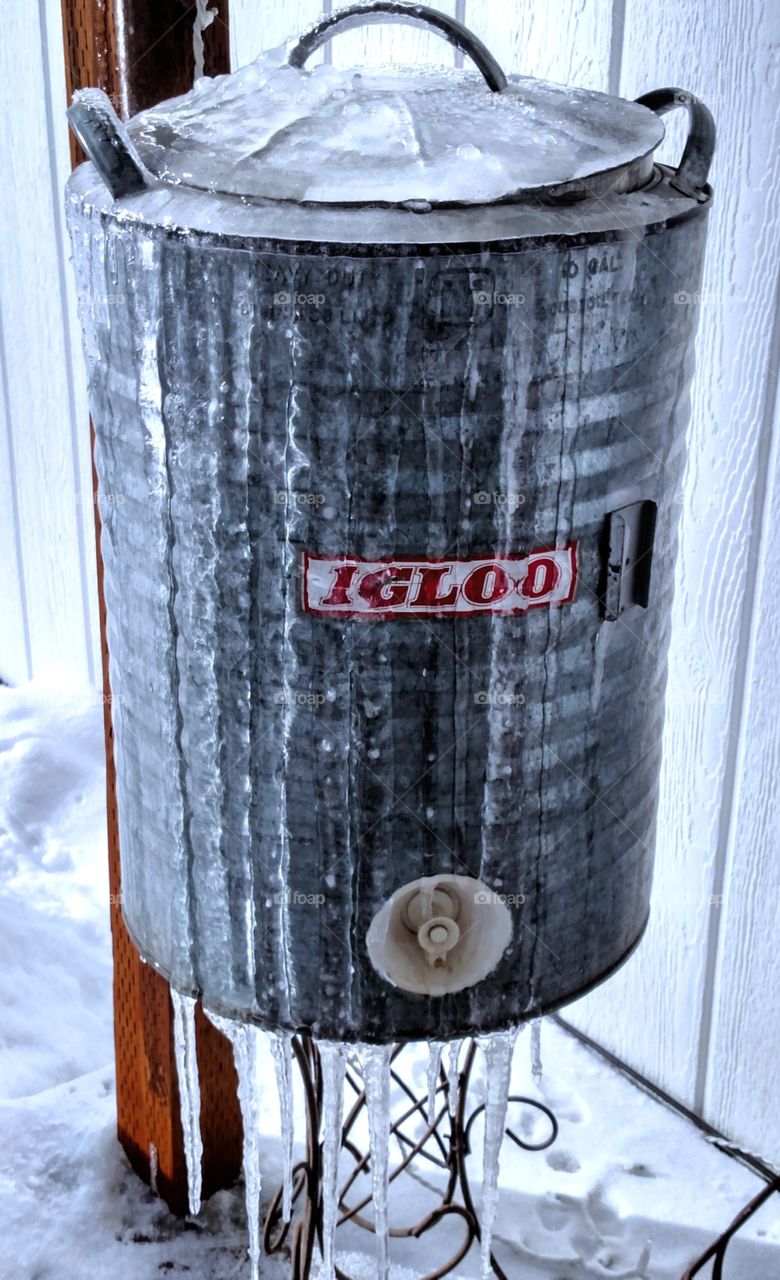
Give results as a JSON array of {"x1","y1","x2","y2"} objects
[
  {"x1": 263, "y1": 1036, "x2": 558, "y2": 1280},
  {"x1": 557, "y1": 1018, "x2": 780, "y2": 1280},
  {"x1": 681, "y1": 1176, "x2": 780, "y2": 1279},
  {"x1": 263, "y1": 1026, "x2": 780, "y2": 1279}
]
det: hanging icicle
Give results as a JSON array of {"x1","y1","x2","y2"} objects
[
  {"x1": 171, "y1": 991, "x2": 203, "y2": 1216},
  {"x1": 359, "y1": 1044, "x2": 393, "y2": 1280},
  {"x1": 447, "y1": 1039, "x2": 462, "y2": 1117},
  {"x1": 531, "y1": 1018, "x2": 544, "y2": 1085},
  {"x1": 479, "y1": 1027, "x2": 520, "y2": 1280},
  {"x1": 319, "y1": 1043, "x2": 347, "y2": 1280},
  {"x1": 270, "y1": 1031, "x2": 294, "y2": 1223},
  {"x1": 426, "y1": 1042, "x2": 444, "y2": 1127},
  {"x1": 206, "y1": 1011, "x2": 264, "y2": 1280},
  {"x1": 193, "y1": 0, "x2": 217, "y2": 81}
]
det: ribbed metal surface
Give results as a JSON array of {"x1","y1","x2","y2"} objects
[{"x1": 68, "y1": 194, "x2": 708, "y2": 1041}]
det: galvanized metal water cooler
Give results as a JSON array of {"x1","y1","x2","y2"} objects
[{"x1": 67, "y1": 1, "x2": 714, "y2": 1043}]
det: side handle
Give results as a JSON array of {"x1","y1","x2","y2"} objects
[
  {"x1": 67, "y1": 89, "x2": 150, "y2": 198},
  {"x1": 635, "y1": 88, "x2": 715, "y2": 201},
  {"x1": 601, "y1": 500, "x2": 658, "y2": 621}
]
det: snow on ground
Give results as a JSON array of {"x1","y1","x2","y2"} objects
[
  {"x1": 1, "y1": 681, "x2": 779, "y2": 1280},
  {"x1": 0, "y1": 682, "x2": 113, "y2": 1100}
]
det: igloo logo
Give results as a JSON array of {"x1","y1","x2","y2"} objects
[{"x1": 302, "y1": 546, "x2": 577, "y2": 618}]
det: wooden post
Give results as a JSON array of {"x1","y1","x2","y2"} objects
[{"x1": 60, "y1": 0, "x2": 243, "y2": 1215}]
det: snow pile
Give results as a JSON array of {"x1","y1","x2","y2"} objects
[
  {"x1": 0, "y1": 682, "x2": 112, "y2": 1099},
  {"x1": 0, "y1": 682, "x2": 285, "y2": 1279}
]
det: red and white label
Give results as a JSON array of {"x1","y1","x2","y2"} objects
[{"x1": 302, "y1": 545, "x2": 577, "y2": 618}]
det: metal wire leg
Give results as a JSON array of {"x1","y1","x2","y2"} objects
[{"x1": 264, "y1": 1037, "x2": 559, "y2": 1279}]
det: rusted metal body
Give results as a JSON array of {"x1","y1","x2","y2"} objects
[
  {"x1": 67, "y1": 180, "x2": 711, "y2": 1041},
  {"x1": 66, "y1": 2, "x2": 717, "y2": 1045},
  {"x1": 65, "y1": 2, "x2": 712, "y2": 1049},
  {"x1": 67, "y1": 0, "x2": 714, "y2": 1042}
]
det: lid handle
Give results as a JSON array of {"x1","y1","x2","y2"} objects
[
  {"x1": 67, "y1": 89, "x2": 150, "y2": 198},
  {"x1": 635, "y1": 88, "x2": 715, "y2": 201},
  {"x1": 286, "y1": 1, "x2": 508, "y2": 93}
]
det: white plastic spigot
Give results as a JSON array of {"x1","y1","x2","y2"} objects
[
  {"x1": 366, "y1": 873, "x2": 513, "y2": 996},
  {"x1": 418, "y1": 915, "x2": 461, "y2": 965}
]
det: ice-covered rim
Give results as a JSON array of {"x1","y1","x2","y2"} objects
[
  {"x1": 123, "y1": 62, "x2": 665, "y2": 209},
  {"x1": 66, "y1": 2, "x2": 714, "y2": 213},
  {"x1": 119, "y1": 1, "x2": 664, "y2": 208}
]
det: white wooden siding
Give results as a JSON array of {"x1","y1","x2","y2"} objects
[
  {"x1": 1, "y1": 0, "x2": 98, "y2": 687},
  {"x1": 2, "y1": 0, "x2": 778, "y2": 1163},
  {"x1": 566, "y1": 0, "x2": 780, "y2": 1156}
]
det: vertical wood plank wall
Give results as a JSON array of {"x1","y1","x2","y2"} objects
[
  {"x1": 1, "y1": 0, "x2": 99, "y2": 685},
  {"x1": 3, "y1": 0, "x2": 778, "y2": 1163}
]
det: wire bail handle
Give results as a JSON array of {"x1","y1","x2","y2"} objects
[{"x1": 286, "y1": 0, "x2": 508, "y2": 93}]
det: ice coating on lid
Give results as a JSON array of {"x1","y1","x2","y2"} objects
[{"x1": 128, "y1": 54, "x2": 664, "y2": 207}]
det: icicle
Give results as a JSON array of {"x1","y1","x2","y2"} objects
[
  {"x1": 193, "y1": 0, "x2": 217, "y2": 80},
  {"x1": 480, "y1": 1027, "x2": 519, "y2": 1280},
  {"x1": 319, "y1": 1043, "x2": 347, "y2": 1280},
  {"x1": 171, "y1": 991, "x2": 203, "y2": 1216},
  {"x1": 531, "y1": 1018, "x2": 543, "y2": 1085},
  {"x1": 447, "y1": 1039, "x2": 462, "y2": 1117},
  {"x1": 270, "y1": 1032, "x2": 294, "y2": 1223},
  {"x1": 149, "y1": 1143, "x2": 159, "y2": 1196},
  {"x1": 426, "y1": 1042, "x2": 444, "y2": 1127},
  {"x1": 206, "y1": 1012, "x2": 264, "y2": 1280},
  {"x1": 359, "y1": 1044, "x2": 393, "y2": 1280}
]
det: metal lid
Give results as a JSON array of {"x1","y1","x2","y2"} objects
[
  {"x1": 67, "y1": 3, "x2": 715, "y2": 219},
  {"x1": 127, "y1": 56, "x2": 664, "y2": 208}
]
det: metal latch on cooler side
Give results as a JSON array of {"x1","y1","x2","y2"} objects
[{"x1": 601, "y1": 500, "x2": 658, "y2": 621}]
